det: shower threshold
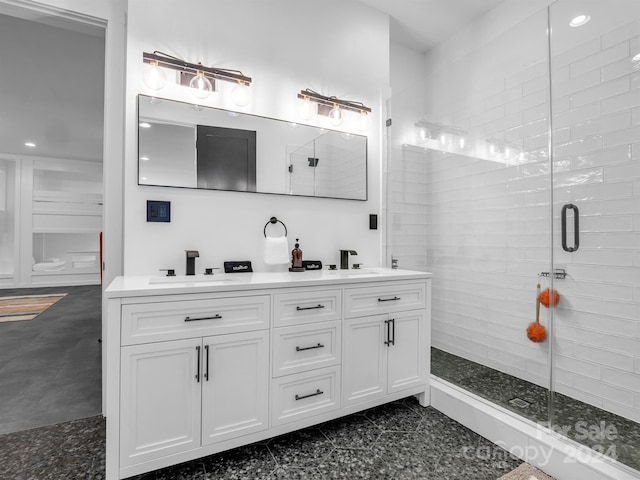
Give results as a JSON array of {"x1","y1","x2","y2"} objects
[{"x1": 431, "y1": 348, "x2": 640, "y2": 472}]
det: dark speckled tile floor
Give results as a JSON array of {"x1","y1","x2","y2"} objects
[{"x1": 0, "y1": 397, "x2": 524, "y2": 480}]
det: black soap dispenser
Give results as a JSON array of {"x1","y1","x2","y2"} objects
[{"x1": 289, "y1": 238, "x2": 305, "y2": 272}]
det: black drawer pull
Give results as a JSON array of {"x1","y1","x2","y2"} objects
[
  {"x1": 296, "y1": 343, "x2": 325, "y2": 352},
  {"x1": 296, "y1": 304, "x2": 325, "y2": 311},
  {"x1": 378, "y1": 296, "x2": 401, "y2": 302},
  {"x1": 184, "y1": 314, "x2": 222, "y2": 322},
  {"x1": 295, "y1": 389, "x2": 324, "y2": 401}
]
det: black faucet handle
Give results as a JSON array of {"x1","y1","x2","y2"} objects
[{"x1": 160, "y1": 268, "x2": 176, "y2": 277}]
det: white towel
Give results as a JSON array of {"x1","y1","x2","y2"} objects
[{"x1": 263, "y1": 236, "x2": 290, "y2": 265}]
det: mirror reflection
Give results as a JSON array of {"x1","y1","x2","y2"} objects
[{"x1": 138, "y1": 95, "x2": 367, "y2": 200}]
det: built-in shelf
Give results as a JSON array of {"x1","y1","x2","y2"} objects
[{"x1": 0, "y1": 155, "x2": 103, "y2": 287}]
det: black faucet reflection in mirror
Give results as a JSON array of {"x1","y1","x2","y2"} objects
[
  {"x1": 339, "y1": 250, "x2": 357, "y2": 270},
  {"x1": 185, "y1": 250, "x2": 199, "y2": 275}
]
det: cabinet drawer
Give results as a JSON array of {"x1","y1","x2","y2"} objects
[
  {"x1": 273, "y1": 289, "x2": 341, "y2": 327},
  {"x1": 271, "y1": 366, "x2": 340, "y2": 426},
  {"x1": 122, "y1": 296, "x2": 269, "y2": 345},
  {"x1": 272, "y1": 321, "x2": 341, "y2": 377},
  {"x1": 344, "y1": 282, "x2": 425, "y2": 318}
]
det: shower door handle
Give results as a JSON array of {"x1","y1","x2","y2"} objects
[{"x1": 561, "y1": 204, "x2": 579, "y2": 252}]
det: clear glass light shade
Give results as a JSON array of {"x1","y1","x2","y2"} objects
[
  {"x1": 357, "y1": 112, "x2": 369, "y2": 132},
  {"x1": 328, "y1": 105, "x2": 344, "y2": 127},
  {"x1": 142, "y1": 62, "x2": 166, "y2": 90},
  {"x1": 298, "y1": 97, "x2": 316, "y2": 121},
  {"x1": 231, "y1": 82, "x2": 251, "y2": 107},
  {"x1": 189, "y1": 71, "x2": 213, "y2": 99}
]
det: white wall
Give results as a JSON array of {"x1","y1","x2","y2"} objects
[{"x1": 124, "y1": 0, "x2": 389, "y2": 275}]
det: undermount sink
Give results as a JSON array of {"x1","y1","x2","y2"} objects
[{"x1": 149, "y1": 275, "x2": 237, "y2": 284}]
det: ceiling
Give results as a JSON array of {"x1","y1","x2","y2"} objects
[{"x1": 357, "y1": 0, "x2": 505, "y2": 53}]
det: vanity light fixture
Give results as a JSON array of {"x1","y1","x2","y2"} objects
[
  {"x1": 297, "y1": 89, "x2": 371, "y2": 130},
  {"x1": 415, "y1": 119, "x2": 467, "y2": 147},
  {"x1": 142, "y1": 51, "x2": 252, "y2": 105}
]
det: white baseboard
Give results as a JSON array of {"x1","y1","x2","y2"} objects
[{"x1": 430, "y1": 377, "x2": 640, "y2": 480}]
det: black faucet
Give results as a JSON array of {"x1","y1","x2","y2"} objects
[
  {"x1": 339, "y1": 250, "x2": 357, "y2": 270},
  {"x1": 185, "y1": 250, "x2": 199, "y2": 275}
]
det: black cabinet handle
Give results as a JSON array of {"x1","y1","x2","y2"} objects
[
  {"x1": 390, "y1": 318, "x2": 395, "y2": 346},
  {"x1": 195, "y1": 346, "x2": 201, "y2": 382},
  {"x1": 384, "y1": 319, "x2": 390, "y2": 346},
  {"x1": 295, "y1": 389, "x2": 324, "y2": 401},
  {"x1": 296, "y1": 304, "x2": 325, "y2": 311},
  {"x1": 561, "y1": 204, "x2": 580, "y2": 252},
  {"x1": 204, "y1": 345, "x2": 209, "y2": 381},
  {"x1": 296, "y1": 343, "x2": 325, "y2": 352},
  {"x1": 185, "y1": 314, "x2": 222, "y2": 322},
  {"x1": 378, "y1": 296, "x2": 401, "y2": 302}
]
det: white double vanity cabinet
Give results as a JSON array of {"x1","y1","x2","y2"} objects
[{"x1": 104, "y1": 269, "x2": 431, "y2": 479}]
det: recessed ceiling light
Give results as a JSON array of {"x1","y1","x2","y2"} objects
[
  {"x1": 139, "y1": 156, "x2": 150, "y2": 161},
  {"x1": 24, "y1": 142, "x2": 36, "y2": 147},
  {"x1": 139, "y1": 122, "x2": 151, "y2": 128},
  {"x1": 570, "y1": 14, "x2": 590, "y2": 27},
  {"x1": 632, "y1": 53, "x2": 640, "y2": 63}
]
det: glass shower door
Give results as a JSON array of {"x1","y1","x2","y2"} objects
[{"x1": 549, "y1": 0, "x2": 640, "y2": 471}]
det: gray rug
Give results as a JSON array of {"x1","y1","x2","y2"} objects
[{"x1": 498, "y1": 463, "x2": 555, "y2": 480}]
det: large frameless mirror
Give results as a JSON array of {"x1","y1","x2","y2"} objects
[{"x1": 138, "y1": 95, "x2": 367, "y2": 200}]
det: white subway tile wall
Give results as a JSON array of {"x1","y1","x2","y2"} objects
[{"x1": 388, "y1": 15, "x2": 640, "y2": 423}]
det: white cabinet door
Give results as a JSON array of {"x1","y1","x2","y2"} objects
[
  {"x1": 120, "y1": 338, "x2": 202, "y2": 467},
  {"x1": 201, "y1": 330, "x2": 269, "y2": 445},
  {"x1": 387, "y1": 310, "x2": 424, "y2": 394},
  {"x1": 342, "y1": 314, "x2": 387, "y2": 407}
]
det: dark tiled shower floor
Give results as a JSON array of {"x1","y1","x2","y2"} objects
[
  {"x1": 431, "y1": 348, "x2": 640, "y2": 472},
  {"x1": 0, "y1": 397, "x2": 525, "y2": 480}
]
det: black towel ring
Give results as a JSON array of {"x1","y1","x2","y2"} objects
[{"x1": 263, "y1": 216, "x2": 288, "y2": 238}]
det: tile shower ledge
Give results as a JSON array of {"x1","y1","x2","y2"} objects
[{"x1": 105, "y1": 268, "x2": 432, "y2": 298}]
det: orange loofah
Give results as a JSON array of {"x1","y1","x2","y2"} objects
[
  {"x1": 527, "y1": 322, "x2": 547, "y2": 342},
  {"x1": 527, "y1": 283, "x2": 547, "y2": 343},
  {"x1": 538, "y1": 288, "x2": 560, "y2": 308}
]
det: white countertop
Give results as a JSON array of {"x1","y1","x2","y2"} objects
[{"x1": 105, "y1": 268, "x2": 432, "y2": 298}]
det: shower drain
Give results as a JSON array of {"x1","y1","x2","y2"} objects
[{"x1": 509, "y1": 397, "x2": 531, "y2": 409}]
